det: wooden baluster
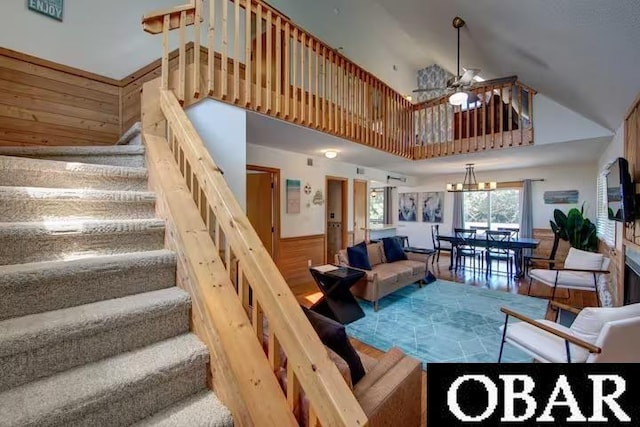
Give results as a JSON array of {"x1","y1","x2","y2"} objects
[
  {"x1": 199, "y1": 189, "x2": 207, "y2": 222},
  {"x1": 275, "y1": 16, "x2": 282, "y2": 116},
  {"x1": 233, "y1": 0, "x2": 240, "y2": 103},
  {"x1": 266, "y1": 10, "x2": 272, "y2": 114},
  {"x1": 528, "y1": 89, "x2": 533, "y2": 132},
  {"x1": 283, "y1": 22, "x2": 290, "y2": 119},
  {"x1": 518, "y1": 85, "x2": 523, "y2": 145},
  {"x1": 315, "y1": 41, "x2": 319, "y2": 128},
  {"x1": 482, "y1": 87, "x2": 487, "y2": 150},
  {"x1": 339, "y1": 58, "x2": 344, "y2": 135},
  {"x1": 332, "y1": 53, "x2": 337, "y2": 133},
  {"x1": 300, "y1": 32, "x2": 305, "y2": 124},
  {"x1": 268, "y1": 333, "x2": 281, "y2": 371},
  {"x1": 177, "y1": 10, "x2": 187, "y2": 105},
  {"x1": 292, "y1": 27, "x2": 298, "y2": 122},
  {"x1": 364, "y1": 74, "x2": 369, "y2": 146},
  {"x1": 221, "y1": 0, "x2": 228, "y2": 99},
  {"x1": 238, "y1": 265, "x2": 249, "y2": 312},
  {"x1": 255, "y1": 5, "x2": 262, "y2": 111},
  {"x1": 161, "y1": 15, "x2": 170, "y2": 90},
  {"x1": 393, "y1": 93, "x2": 398, "y2": 154},
  {"x1": 244, "y1": 0, "x2": 252, "y2": 107},
  {"x1": 356, "y1": 71, "x2": 361, "y2": 142},
  {"x1": 472, "y1": 90, "x2": 478, "y2": 151},
  {"x1": 287, "y1": 363, "x2": 301, "y2": 412},
  {"x1": 499, "y1": 86, "x2": 504, "y2": 148},
  {"x1": 308, "y1": 37, "x2": 313, "y2": 125},
  {"x1": 443, "y1": 103, "x2": 448, "y2": 156},
  {"x1": 507, "y1": 85, "x2": 513, "y2": 146},
  {"x1": 193, "y1": 0, "x2": 202, "y2": 98},
  {"x1": 437, "y1": 103, "x2": 441, "y2": 153},
  {"x1": 252, "y1": 300, "x2": 264, "y2": 339},
  {"x1": 489, "y1": 85, "x2": 495, "y2": 148},
  {"x1": 208, "y1": 0, "x2": 216, "y2": 96},
  {"x1": 464, "y1": 98, "x2": 470, "y2": 153},
  {"x1": 417, "y1": 106, "x2": 422, "y2": 156},
  {"x1": 350, "y1": 64, "x2": 355, "y2": 139},
  {"x1": 321, "y1": 46, "x2": 327, "y2": 131}
]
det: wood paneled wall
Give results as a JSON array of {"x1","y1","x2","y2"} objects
[
  {"x1": 532, "y1": 228, "x2": 570, "y2": 262},
  {"x1": 0, "y1": 46, "x2": 199, "y2": 146},
  {"x1": 277, "y1": 234, "x2": 325, "y2": 292},
  {"x1": 0, "y1": 47, "x2": 121, "y2": 146}
]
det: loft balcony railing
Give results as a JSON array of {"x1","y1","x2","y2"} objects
[
  {"x1": 142, "y1": 1, "x2": 536, "y2": 161},
  {"x1": 412, "y1": 77, "x2": 536, "y2": 159}
]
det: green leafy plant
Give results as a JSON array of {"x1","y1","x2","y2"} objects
[{"x1": 549, "y1": 204, "x2": 598, "y2": 252}]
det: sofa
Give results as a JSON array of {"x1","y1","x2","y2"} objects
[{"x1": 335, "y1": 241, "x2": 427, "y2": 311}]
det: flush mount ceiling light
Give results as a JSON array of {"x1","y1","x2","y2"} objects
[
  {"x1": 446, "y1": 163, "x2": 497, "y2": 192},
  {"x1": 324, "y1": 150, "x2": 338, "y2": 159}
]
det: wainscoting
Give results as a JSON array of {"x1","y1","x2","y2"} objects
[
  {"x1": 0, "y1": 46, "x2": 205, "y2": 146},
  {"x1": 0, "y1": 47, "x2": 121, "y2": 146},
  {"x1": 277, "y1": 234, "x2": 325, "y2": 293}
]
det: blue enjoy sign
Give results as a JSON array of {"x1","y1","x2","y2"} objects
[{"x1": 27, "y1": 0, "x2": 63, "y2": 21}]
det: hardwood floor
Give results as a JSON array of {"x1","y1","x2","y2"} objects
[{"x1": 294, "y1": 254, "x2": 599, "y2": 426}]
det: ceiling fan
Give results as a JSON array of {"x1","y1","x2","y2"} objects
[{"x1": 413, "y1": 17, "x2": 503, "y2": 106}]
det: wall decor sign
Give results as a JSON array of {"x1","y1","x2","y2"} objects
[
  {"x1": 420, "y1": 192, "x2": 444, "y2": 223},
  {"x1": 398, "y1": 192, "x2": 418, "y2": 222},
  {"x1": 543, "y1": 190, "x2": 579, "y2": 204},
  {"x1": 286, "y1": 179, "x2": 301, "y2": 213},
  {"x1": 28, "y1": 0, "x2": 64, "y2": 21}
]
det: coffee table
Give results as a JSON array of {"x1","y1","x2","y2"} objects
[{"x1": 309, "y1": 265, "x2": 366, "y2": 324}]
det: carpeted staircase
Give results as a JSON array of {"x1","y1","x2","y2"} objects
[{"x1": 0, "y1": 146, "x2": 233, "y2": 426}]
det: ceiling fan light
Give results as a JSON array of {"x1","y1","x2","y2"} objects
[{"x1": 449, "y1": 91, "x2": 468, "y2": 106}]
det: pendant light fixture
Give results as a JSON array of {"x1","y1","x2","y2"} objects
[{"x1": 446, "y1": 163, "x2": 497, "y2": 192}]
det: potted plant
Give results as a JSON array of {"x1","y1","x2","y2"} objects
[{"x1": 549, "y1": 204, "x2": 598, "y2": 252}]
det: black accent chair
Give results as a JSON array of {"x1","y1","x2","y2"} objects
[
  {"x1": 430, "y1": 224, "x2": 452, "y2": 265},
  {"x1": 485, "y1": 230, "x2": 515, "y2": 278},
  {"x1": 524, "y1": 230, "x2": 560, "y2": 278},
  {"x1": 454, "y1": 228, "x2": 483, "y2": 272}
]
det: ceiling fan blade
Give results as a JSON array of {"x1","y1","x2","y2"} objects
[
  {"x1": 459, "y1": 68, "x2": 480, "y2": 85},
  {"x1": 412, "y1": 87, "x2": 447, "y2": 93},
  {"x1": 470, "y1": 75, "x2": 518, "y2": 89}
]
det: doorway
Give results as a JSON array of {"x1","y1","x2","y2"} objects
[
  {"x1": 246, "y1": 165, "x2": 280, "y2": 261},
  {"x1": 326, "y1": 176, "x2": 348, "y2": 263},
  {"x1": 353, "y1": 179, "x2": 368, "y2": 245}
]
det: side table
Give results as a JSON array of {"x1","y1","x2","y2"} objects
[{"x1": 309, "y1": 265, "x2": 366, "y2": 324}]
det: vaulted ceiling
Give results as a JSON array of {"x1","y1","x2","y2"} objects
[{"x1": 269, "y1": 0, "x2": 640, "y2": 130}]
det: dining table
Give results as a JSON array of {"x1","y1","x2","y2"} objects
[{"x1": 437, "y1": 234, "x2": 540, "y2": 277}]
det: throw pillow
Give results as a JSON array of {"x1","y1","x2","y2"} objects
[
  {"x1": 382, "y1": 237, "x2": 407, "y2": 263},
  {"x1": 347, "y1": 241, "x2": 372, "y2": 270},
  {"x1": 302, "y1": 307, "x2": 366, "y2": 385},
  {"x1": 564, "y1": 247, "x2": 604, "y2": 271}
]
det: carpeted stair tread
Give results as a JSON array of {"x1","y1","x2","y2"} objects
[
  {"x1": 0, "y1": 219, "x2": 166, "y2": 265},
  {"x1": 0, "y1": 186, "x2": 156, "y2": 221},
  {"x1": 0, "y1": 146, "x2": 145, "y2": 167},
  {"x1": 0, "y1": 334, "x2": 208, "y2": 427},
  {"x1": 133, "y1": 391, "x2": 233, "y2": 427},
  {"x1": 0, "y1": 155, "x2": 148, "y2": 191},
  {"x1": 0, "y1": 288, "x2": 191, "y2": 391},
  {"x1": 0, "y1": 250, "x2": 177, "y2": 320}
]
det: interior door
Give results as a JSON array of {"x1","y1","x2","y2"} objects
[
  {"x1": 353, "y1": 180, "x2": 367, "y2": 244},
  {"x1": 246, "y1": 172, "x2": 274, "y2": 256}
]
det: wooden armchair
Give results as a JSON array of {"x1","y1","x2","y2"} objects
[
  {"x1": 498, "y1": 301, "x2": 640, "y2": 363},
  {"x1": 528, "y1": 247, "x2": 610, "y2": 306}
]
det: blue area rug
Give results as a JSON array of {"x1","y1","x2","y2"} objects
[{"x1": 346, "y1": 280, "x2": 548, "y2": 367}]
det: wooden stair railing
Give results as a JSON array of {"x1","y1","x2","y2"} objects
[
  {"x1": 142, "y1": 0, "x2": 415, "y2": 159},
  {"x1": 412, "y1": 77, "x2": 537, "y2": 159},
  {"x1": 142, "y1": 85, "x2": 368, "y2": 426}
]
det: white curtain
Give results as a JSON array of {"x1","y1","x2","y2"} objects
[
  {"x1": 452, "y1": 192, "x2": 464, "y2": 230},
  {"x1": 519, "y1": 179, "x2": 533, "y2": 239}
]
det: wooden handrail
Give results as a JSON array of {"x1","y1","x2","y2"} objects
[
  {"x1": 142, "y1": 3, "x2": 197, "y2": 34},
  {"x1": 159, "y1": 88, "x2": 368, "y2": 426}
]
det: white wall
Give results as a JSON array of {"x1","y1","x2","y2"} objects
[
  {"x1": 396, "y1": 163, "x2": 598, "y2": 249},
  {"x1": 534, "y1": 95, "x2": 613, "y2": 145},
  {"x1": 246, "y1": 143, "x2": 406, "y2": 238},
  {"x1": 186, "y1": 99, "x2": 247, "y2": 210}
]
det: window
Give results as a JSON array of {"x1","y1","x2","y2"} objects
[
  {"x1": 369, "y1": 188, "x2": 385, "y2": 225},
  {"x1": 597, "y1": 173, "x2": 616, "y2": 247},
  {"x1": 464, "y1": 188, "x2": 520, "y2": 230}
]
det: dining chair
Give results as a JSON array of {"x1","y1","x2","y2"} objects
[
  {"x1": 454, "y1": 228, "x2": 483, "y2": 272},
  {"x1": 485, "y1": 230, "x2": 514, "y2": 278},
  {"x1": 469, "y1": 225, "x2": 489, "y2": 232},
  {"x1": 498, "y1": 301, "x2": 640, "y2": 363},
  {"x1": 497, "y1": 227, "x2": 520, "y2": 240},
  {"x1": 430, "y1": 224, "x2": 452, "y2": 265}
]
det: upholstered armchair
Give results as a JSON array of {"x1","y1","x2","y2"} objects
[
  {"x1": 528, "y1": 247, "x2": 610, "y2": 306},
  {"x1": 499, "y1": 301, "x2": 640, "y2": 363}
]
